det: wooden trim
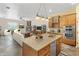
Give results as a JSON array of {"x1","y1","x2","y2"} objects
[
  {"x1": 75, "y1": 13, "x2": 77, "y2": 46},
  {"x1": 60, "y1": 13, "x2": 76, "y2": 17}
]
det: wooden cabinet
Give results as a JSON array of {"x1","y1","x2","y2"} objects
[
  {"x1": 66, "y1": 14, "x2": 76, "y2": 25},
  {"x1": 22, "y1": 43, "x2": 38, "y2": 56},
  {"x1": 60, "y1": 13, "x2": 76, "y2": 46},
  {"x1": 48, "y1": 16, "x2": 60, "y2": 28},
  {"x1": 62, "y1": 38, "x2": 76, "y2": 46},
  {"x1": 22, "y1": 38, "x2": 62, "y2": 56},
  {"x1": 56, "y1": 37, "x2": 61, "y2": 55},
  {"x1": 48, "y1": 18, "x2": 53, "y2": 28},
  {"x1": 60, "y1": 13, "x2": 76, "y2": 27},
  {"x1": 38, "y1": 45, "x2": 50, "y2": 56},
  {"x1": 49, "y1": 13, "x2": 76, "y2": 28},
  {"x1": 60, "y1": 16, "x2": 66, "y2": 27},
  {"x1": 22, "y1": 43, "x2": 50, "y2": 56}
]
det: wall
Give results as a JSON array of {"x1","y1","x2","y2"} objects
[
  {"x1": 0, "y1": 18, "x2": 25, "y2": 30},
  {"x1": 32, "y1": 18, "x2": 48, "y2": 31},
  {"x1": 76, "y1": 4, "x2": 79, "y2": 48},
  {"x1": 0, "y1": 18, "x2": 25, "y2": 26}
]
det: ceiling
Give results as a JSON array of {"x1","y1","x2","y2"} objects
[{"x1": 0, "y1": 3, "x2": 76, "y2": 20}]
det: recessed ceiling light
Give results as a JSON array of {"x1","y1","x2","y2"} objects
[{"x1": 49, "y1": 9, "x2": 52, "y2": 13}]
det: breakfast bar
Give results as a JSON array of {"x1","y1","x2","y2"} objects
[{"x1": 22, "y1": 33, "x2": 62, "y2": 56}]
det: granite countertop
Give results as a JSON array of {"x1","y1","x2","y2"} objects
[{"x1": 22, "y1": 33, "x2": 62, "y2": 51}]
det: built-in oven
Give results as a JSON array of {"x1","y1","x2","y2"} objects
[{"x1": 64, "y1": 25, "x2": 75, "y2": 40}]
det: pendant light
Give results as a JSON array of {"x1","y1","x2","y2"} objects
[
  {"x1": 36, "y1": 4, "x2": 48, "y2": 20},
  {"x1": 35, "y1": 4, "x2": 41, "y2": 19}
]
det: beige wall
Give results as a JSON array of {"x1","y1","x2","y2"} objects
[
  {"x1": 0, "y1": 18, "x2": 28, "y2": 34},
  {"x1": 32, "y1": 18, "x2": 48, "y2": 31},
  {"x1": 0, "y1": 18, "x2": 26, "y2": 30},
  {"x1": 0, "y1": 18, "x2": 24, "y2": 26},
  {"x1": 76, "y1": 4, "x2": 79, "y2": 48}
]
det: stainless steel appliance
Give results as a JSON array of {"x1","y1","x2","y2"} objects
[
  {"x1": 26, "y1": 21, "x2": 32, "y2": 32},
  {"x1": 41, "y1": 25, "x2": 46, "y2": 33},
  {"x1": 64, "y1": 25, "x2": 75, "y2": 39},
  {"x1": 32, "y1": 25, "x2": 46, "y2": 31}
]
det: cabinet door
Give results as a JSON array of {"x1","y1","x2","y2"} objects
[
  {"x1": 62, "y1": 38, "x2": 76, "y2": 46},
  {"x1": 68, "y1": 14, "x2": 76, "y2": 25},
  {"x1": 65, "y1": 16, "x2": 69, "y2": 26},
  {"x1": 60, "y1": 16, "x2": 66, "y2": 27},
  {"x1": 56, "y1": 38, "x2": 61, "y2": 56},
  {"x1": 65, "y1": 14, "x2": 76, "y2": 25},
  {"x1": 22, "y1": 43, "x2": 38, "y2": 56},
  {"x1": 48, "y1": 18, "x2": 52, "y2": 28},
  {"x1": 60, "y1": 14, "x2": 76, "y2": 26},
  {"x1": 38, "y1": 45, "x2": 50, "y2": 56}
]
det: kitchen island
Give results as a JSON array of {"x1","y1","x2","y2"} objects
[{"x1": 22, "y1": 33, "x2": 62, "y2": 56}]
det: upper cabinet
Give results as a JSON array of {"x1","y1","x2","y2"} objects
[
  {"x1": 60, "y1": 13, "x2": 76, "y2": 27},
  {"x1": 48, "y1": 17, "x2": 53, "y2": 28},
  {"x1": 66, "y1": 13, "x2": 76, "y2": 26},
  {"x1": 60, "y1": 16, "x2": 66, "y2": 27},
  {"x1": 48, "y1": 16, "x2": 60, "y2": 28},
  {"x1": 48, "y1": 13, "x2": 76, "y2": 28}
]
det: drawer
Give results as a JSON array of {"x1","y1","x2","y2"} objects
[
  {"x1": 38, "y1": 45, "x2": 50, "y2": 56},
  {"x1": 43, "y1": 51, "x2": 50, "y2": 56},
  {"x1": 39, "y1": 50, "x2": 50, "y2": 56}
]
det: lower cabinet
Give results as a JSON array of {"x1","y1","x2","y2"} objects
[
  {"x1": 22, "y1": 38, "x2": 61, "y2": 56},
  {"x1": 22, "y1": 43, "x2": 50, "y2": 56},
  {"x1": 62, "y1": 38, "x2": 76, "y2": 46},
  {"x1": 38, "y1": 45, "x2": 50, "y2": 56},
  {"x1": 22, "y1": 43, "x2": 38, "y2": 56},
  {"x1": 56, "y1": 38, "x2": 61, "y2": 55}
]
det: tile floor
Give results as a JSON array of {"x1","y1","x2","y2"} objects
[
  {"x1": 59, "y1": 43, "x2": 79, "y2": 56},
  {"x1": 0, "y1": 35, "x2": 22, "y2": 56},
  {"x1": 0, "y1": 35, "x2": 79, "y2": 56}
]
